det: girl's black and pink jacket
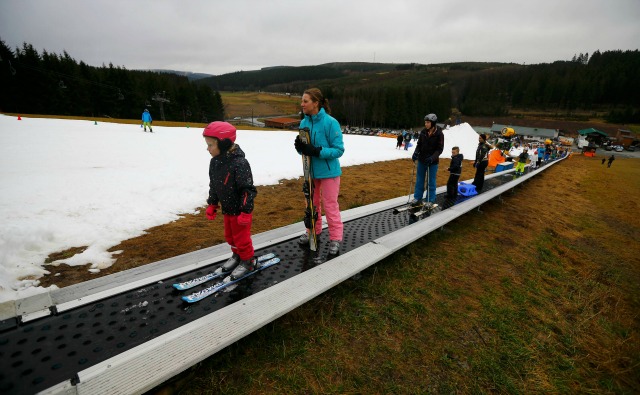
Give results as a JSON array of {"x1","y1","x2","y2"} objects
[{"x1": 207, "y1": 145, "x2": 257, "y2": 215}]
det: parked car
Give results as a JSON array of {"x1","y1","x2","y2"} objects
[
  {"x1": 626, "y1": 145, "x2": 636, "y2": 152},
  {"x1": 614, "y1": 145, "x2": 624, "y2": 152},
  {"x1": 604, "y1": 145, "x2": 613, "y2": 151}
]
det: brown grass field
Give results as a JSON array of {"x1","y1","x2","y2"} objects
[
  {"x1": 220, "y1": 91, "x2": 300, "y2": 118},
  {"x1": 38, "y1": 150, "x2": 640, "y2": 394}
]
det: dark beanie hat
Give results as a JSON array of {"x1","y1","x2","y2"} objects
[{"x1": 480, "y1": 133, "x2": 487, "y2": 141}]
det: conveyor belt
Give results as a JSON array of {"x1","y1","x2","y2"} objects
[{"x1": 0, "y1": 160, "x2": 561, "y2": 395}]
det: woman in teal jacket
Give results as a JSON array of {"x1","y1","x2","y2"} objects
[{"x1": 294, "y1": 88, "x2": 345, "y2": 255}]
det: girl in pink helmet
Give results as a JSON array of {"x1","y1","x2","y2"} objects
[{"x1": 203, "y1": 121, "x2": 258, "y2": 279}]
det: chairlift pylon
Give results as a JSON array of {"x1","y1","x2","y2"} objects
[
  {"x1": 8, "y1": 60, "x2": 16, "y2": 76},
  {"x1": 117, "y1": 89, "x2": 124, "y2": 100}
]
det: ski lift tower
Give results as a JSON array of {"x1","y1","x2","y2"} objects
[{"x1": 152, "y1": 91, "x2": 170, "y2": 121}]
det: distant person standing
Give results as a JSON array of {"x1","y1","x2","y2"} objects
[
  {"x1": 601, "y1": 158, "x2": 606, "y2": 165},
  {"x1": 142, "y1": 108, "x2": 153, "y2": 132},
  {"x1": 396, "y1": 133, "x2": 403, "y2": 149},
  {"x1": 446, "y1": 146, "x2": 463, "y2": 199},
  {"x1": 411, "y1": 113, "x2": 444, "y2": 207},
  {"x1": 537, "y1": 145, "x2": 544, "y2": 167},
  {"x1": 472, "y1": 134, "x2": 495, "y2": 192},
  {"x1": 608, "y1": 154, "x2": 615, "y2": 168},
  {"x1": 403, "y1": 131, "x2": 412, "y2": 151},
  {"x1": 515, "y1": 147, "x2": 529, "y2": 175}
]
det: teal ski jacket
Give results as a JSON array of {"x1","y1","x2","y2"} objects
[{"x1": 298, "y1": 108, "x2": 344, "y2": 179}]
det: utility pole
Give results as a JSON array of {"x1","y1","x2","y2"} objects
[{"x1": 152, "y1": 91, "x2": 170, "y2": 121}]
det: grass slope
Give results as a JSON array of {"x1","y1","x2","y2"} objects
[{"x1": 134, "y1": 154, "x2": 639, "y2": 394}]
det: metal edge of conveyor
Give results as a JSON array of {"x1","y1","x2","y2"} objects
[{"x1": 37, "y1": 156, "x2": 568, "y2": 395}]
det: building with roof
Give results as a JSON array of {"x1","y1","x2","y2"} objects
[
  {"x1": 614, "y1": 129, "x2": 637, "y2": 147},
  {"x1": 263, "y1": 117, "x2": 300, "y2": 129},
  {"x1": 577, "y1": 128, "x2": 608, "y2": 138},
  {"x1": 577, "y1": 128, "x2": 610, "y2": 147}
]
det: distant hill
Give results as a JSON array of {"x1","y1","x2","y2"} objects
[
  {"x1": 150, "y1": 69, "x2": 214, "y2": 81},
  {"x1": 193, "y1": 53, "x2": 640, "y2": 124},
  {"x1": 195, "y1": 61, "x2": 516, "y2": 92}
]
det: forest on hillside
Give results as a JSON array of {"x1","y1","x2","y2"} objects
[
  {"x1": 457, "y1": 50, "x2": 640, "y2": 122},
  {"x1": 1, "y1": 39, "x2": 638, "y2": 127},
  {"x1": 0, "y1": 40, "x2": 225, "y2": 123},
  {"x1": 198, "y1": 50, "x2": 640, "y2": 126}
]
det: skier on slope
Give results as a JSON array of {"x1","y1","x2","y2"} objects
[
  {"x1": 142, "y1": 108, "x2": 153, "y2": 132},
  {"x1": 294, "y1": 88, "x2": 345, "y2": 255},
  {"x1": 203, "y1": 122, "x2": 258, "y2": 279}
]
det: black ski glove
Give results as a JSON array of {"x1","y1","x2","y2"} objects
[{"x1": 294, "y1": 136, "x2": 322, "y2": 157}]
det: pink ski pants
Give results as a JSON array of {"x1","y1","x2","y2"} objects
[{"x1": 310, "y1": 177, "x2": 343, "y2": 241}]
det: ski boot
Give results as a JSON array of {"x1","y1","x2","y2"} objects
[
  {"x1": 231, "y1": 257, "x2": 257, "y2": 280},
  {"x1": 221, "y1": 253, "x2": 240, "y2": 272},
  {"x1": 328, "y1": 240, "x2": 341, "y2": 255},
  {"x1": 298, "y1": 232, "x2": 309, "y2": 245},
  {"x1": 409, "y1": 198, "x2": 422, "y2": 207}
]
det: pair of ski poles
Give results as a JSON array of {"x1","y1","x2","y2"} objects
[{"x1": 408, "y1": 158, "x2": 431, "y2": 204}]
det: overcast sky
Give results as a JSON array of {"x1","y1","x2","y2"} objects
[{"x1": 1, "y1": 0, "x2": 639, "y2": 76}]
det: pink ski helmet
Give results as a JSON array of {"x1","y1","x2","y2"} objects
[{"x1": 203, "y1": 121, "x2": 236, "y2": 143}]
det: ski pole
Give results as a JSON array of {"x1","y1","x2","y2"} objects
[
  {"x1": 424, "y1": 161, "x2": 430, "y2": 203},
  {"x1": 408, "y1": 160, "x2": 417, "y2": 204}
]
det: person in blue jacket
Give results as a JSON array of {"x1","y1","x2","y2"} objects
[
  {"x1": 142, "y1": 108, "x2": 153, "y2": 132},
  {"x1": 294, "y1": 88, "x2": 345, "y2": 255}
]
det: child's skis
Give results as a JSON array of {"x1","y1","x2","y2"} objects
[
  {"x1": 181, "y1": 256, "x2": 280, "y2": 303},
  {"x1": 172, "y1": 253, "x2": 276, "y2": 291},
  {"x1": 298, "y1": 127, "x2": 319, "y2": 251}
]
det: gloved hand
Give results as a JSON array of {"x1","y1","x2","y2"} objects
[
  {"x1": 205, "y1": 204, "x2": 218, "y2": 220},
  {"x1": 294, "y1": 136, "x2": 321, "y2": 157},
  {"x1": 411, "y1": 152, "x2": 418, "y2": 162},
  {"x1": 237, "y1": 212, "x2": 252, "y2": 226},
  {"x1": 423, "y1": 157, "x2": 432, "y2": 166},
  {"x1": 473, "y1": 161, "x2": 478, "y2": 168}
]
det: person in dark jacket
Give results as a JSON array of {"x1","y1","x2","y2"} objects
[
  {"x1": 403, "y1": 131, "x2": 412, "y2": 151},
  {"x1": 608, "y1": 154, "x2": 615, "y2": 167},
  {"x1": 411, "y1": 113, "x2": 445, "y2": 206},
  {"x1": 396, "y1": 133, "x2": 403, "y2": 149},
  {"x1": 472, "y1": 133, "x2": 495, "y2": 192},
  {"x1": 446, "y1": 146, "x2": 463, "y2": 199},
  {"x1": 203, "y1": 121, "x2": 258, "y2": 279}
]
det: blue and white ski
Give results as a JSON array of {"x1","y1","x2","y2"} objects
[
  {"x1": 181, "y1": 256, "x2": 280, "y2": 303},
  {"x1": 173, "y1": 253, "x2": 276, "y2": 291}
]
